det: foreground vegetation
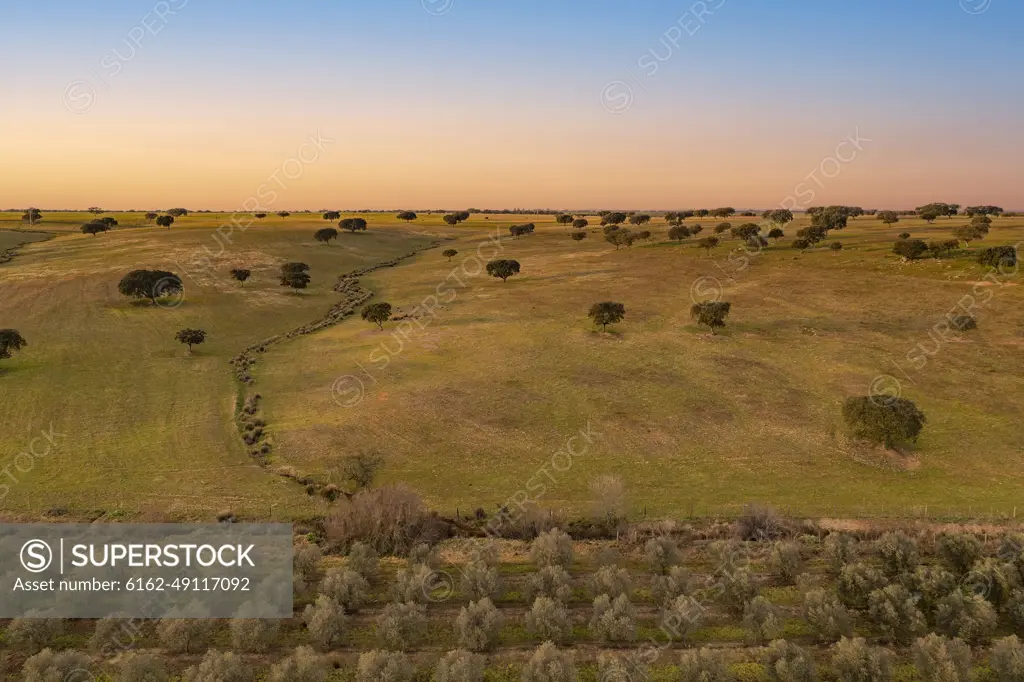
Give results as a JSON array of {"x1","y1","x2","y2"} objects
[{"x1": 7, "y1": 508, "x2": 1024, "y2": 681}]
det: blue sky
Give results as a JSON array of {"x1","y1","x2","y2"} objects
[{"x1": 2, "y1": 0, "x2": 1021, "y2": 208}]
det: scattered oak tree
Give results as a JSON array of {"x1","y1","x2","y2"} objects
[
  {"x1": 81, "y1": 221, "x2": 110, "y2": 236},
  {"x1": 0, "y1": 329, "x2": 28, "y2": 365},
  {"x1": 361, "y1": 302, "x2": 393, "y2": 330},
  {"x1": 230, "y1": 268, "x2": 251, "y2": 285},
  {"x1": 486, "y1": 259, "x2": 520, "y2": 282},
  {"x1": 175, "y1": 328, "x2": 206, "y2": 354},
  {"x1": 155, "y1": 215, "x2": 175, "y2": 229},
  {"x1": 690, "y1": 301, "x2": 731, "y2": 334},
  {"x1": 279, "y1": 262, "x2": 311, "y2": 291},
  {"x1": 118, "y1": 270, "x2": 183, "y2": 305},
  {"x1": 340, "y1": 217, "x2": 368, "y2": 233},
  {"x1": 588, "y1": 301, "x2": 625, "y2": 332},
  {"x1": 841, "y1": 396, "x2": 926, "y2": 449},
  {"x1": 315, "y1": 227, "x2": 338, "y2": 245},
  {"x1": 443, "y1": 249, "x2": 458, "y2": 261}
]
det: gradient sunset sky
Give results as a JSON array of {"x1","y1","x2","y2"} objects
[{"x1": 2, "y1": 0, "x2": 1022, "y2": 211}]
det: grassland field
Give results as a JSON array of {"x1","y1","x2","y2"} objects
[{"x1": 0, "y1": 211, "x2": 1022, "y2": 522}]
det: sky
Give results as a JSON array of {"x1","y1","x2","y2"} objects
[{"x1": 1, "y1": 0, "x2": 1022, "y2": 211}]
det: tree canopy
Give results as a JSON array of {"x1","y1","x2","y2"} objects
[
  {"x1": 81, "y1": 221, "x2": 110, "y2": 236},
  {"x1": 117, "y1": 270, "x2": 183, "y2": 304},
  {"x1": 361, "y1": 302, "x2": 393, "y2": 330},
  {"x1": 572, "y1": 218, "x2": 589, "y2": 229},
  {"x1": 155, "y1": 215, "x2": 175, "y2": 229},
  {"x1": 339, "y1": 218, "x2": 368, "y2": 233},
  {"x1": 280, "y1": 262, "x2": 311, "y2": 290},
  {"x1": 893, "y1": 239, "x2": 929, "y2": 260},
  {"x1": 315, "y1": 227, "x2": 339, "y2": 244},
  {"x1": 442, "y1": 249, "x2": 459, "y2": 261},
  {"x1": 668, "y1": 224, "x2": 690, "y2": 242},
  {"x1": 175, "y1": 328, "x2": 206, "y2": 352},
  {"x1": 588, "y1": 302, "x2": 625, "y2": 332},
  {"x1": 486, "y1": 259, "x2": 521, "y2": 282},
  {"x1": 690, "y1": 301, "x2": 731, "y2": 334},
  {"x1": 397, "y1": 211, "x2": 418, "y2": 223},
  {"x1": 323, "y1": 211, "x2": 341, "y2": 221},
  {"x1": 842, "y1": 396, "x2": 926, "y2": 449},
  {"x1": 166, "y1": 208, "x2": 189, "y2": 217},
  {"x1": 877, "y1": 211, "x2": 900, "y2": 226},
  {"x1": 601, "y1": 212, "x2": 627, "y2": 226},
  {"x1": 230, "y1": 268, "x2": 251, "y2": 284},
  {"x1": 698, "y1": 236, "x2": 719, "y2": 254},
  {"x1": 0, "y1": 329, "x2": 27, "y2": 361}
]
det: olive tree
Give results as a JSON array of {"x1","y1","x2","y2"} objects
[
  {"x1": 530, "y1": 529, "x2": 573, "y2": 568},
  {"x1": 911, "y1": 634, "x2": 971, "y2": 682},
  {"x1": 590, "y1": 594, "x2": 637, "y2": 643},
  {"x1": 831, "y1": 637, "x2": 892, "y2": 682},
  {"x1": 456, "y1": 598, "x2": 503, "y2": 652},
  {"x1": 357, "y1": 651, "x2": 414, "y2": 682},
  {"x1": 521, "y1": 642, "x2": 576, "y2": 682},
  {"x1": 436, "y1": 649, "x2": 485, "y2": 682},
  {"x1": 526, "y1": 596, "x2": 572, "y2": 644},
  {"x1": 803, "y1": 588, "x2": 854, "y2": 642}
]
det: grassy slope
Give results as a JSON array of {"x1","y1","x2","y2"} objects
[
  {"x1": 0, "y1": 212, "x2": 433, "y2": 519},
  {"x1": 257, "y1": 213, "x2": 1024, "y2": 519}
]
